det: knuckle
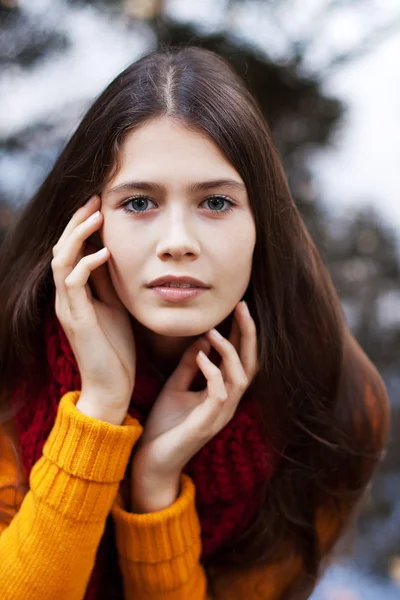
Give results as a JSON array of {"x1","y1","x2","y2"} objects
[
  {"x1": 64, "y1": 276, "x2": 76, "y2": 289},
  {"x1": 237, "y1": 376, "x2": 249, "y2": 390},
  {"x1": 70, "y1": 227, "x2": 84, "y2": 243},
  {"x1": 216, "y1": 392, "x2": 228, "y2": 403},
  {"x1": 51, "y1": 256, "x2": 60, "y2": 269}
]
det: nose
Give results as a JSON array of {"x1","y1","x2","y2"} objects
[{"x1": 155, "y1": 211, "x2": 200, "y2": 260}]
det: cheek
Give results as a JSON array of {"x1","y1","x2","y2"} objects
[
  {"x1": 101, "y1": 215, "x2": 127, "y2": 244},
  {"x1": 220, "y1": 222, "x2": 255, "y2": 273},
  {"x1": 101, "y1": 218, "x2": 140, "y2": 277},
  {"x1": 102, "y1": 216, "x2": 135, "y2": 255}
]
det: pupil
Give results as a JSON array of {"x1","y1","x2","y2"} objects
[
  {"x1": 134, "y1": 198, "x2": 147, "y2": 210},
  {"x1": 210, "y1": 198, "x2": 223, "y2": 210}
]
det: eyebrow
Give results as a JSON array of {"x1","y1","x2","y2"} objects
[{"x1": 106, "y1": 179, "x2": 247, "y2": 196}]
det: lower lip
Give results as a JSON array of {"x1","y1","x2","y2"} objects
[{"x1": 150, "y1": 286, "x2": 208, "y2": 302}]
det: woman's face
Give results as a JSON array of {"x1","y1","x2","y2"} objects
[{"x1": 100, "y1": 116, "x2": 256, "y2": 365}]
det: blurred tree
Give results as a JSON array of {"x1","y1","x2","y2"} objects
[
  {"x1": 326, "y1": 207, "x2": 400, "y2": 367},
  {"x1": 0, "y1": 2, "x2": 68, "y2": 68}
]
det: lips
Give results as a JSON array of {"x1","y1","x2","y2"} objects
[
  {"x1": 148, "y1": 275, "x2": 209, "y2": 288},
  {"x1": 150, "y1": 285, "x2": 207, "y2": 303},
  {"x1": 157, "y1": 284, "x2": 199, "y2": 288}
]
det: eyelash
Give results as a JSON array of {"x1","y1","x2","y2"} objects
[{"x1": 119, "y1": 194, "x2": 236, "y2": 216}]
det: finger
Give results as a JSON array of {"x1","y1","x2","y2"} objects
[
  {"x1": 229, "y1": 307, "x2": 241, "y2": 351},
  {"x1": 205, "y1": 326, "x2": 248, "y2": 391},
  {"x1": 158, "y1": 353, "x2": 232, "y2": 470},
  {"x1": 64, "y1": 247, "x2": 110, "y2": 320},
  {"x1": 220, "y1": 308, "x2": 241, "y2": 379},
  {"x1": 237, "y1": 301, "x2": 259, "y2": 378},
  {"x1": 164, "y1": 336, "x2": 211, "y2": 392},
  {"x1": 185, "y1": 350, "x2": 229, "y2": 435},
  {"x1": 52, "y1": 195, "x2": 100, "y2": 257},
  {"x1": 85, "y1": 242, "x2": 123, "y2": 308},
  {"x1": 51, "y1": 210, "x2": 104, "y2": 313}
]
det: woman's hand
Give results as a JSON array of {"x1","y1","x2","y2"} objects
[
  {"x1": 51, "y1": 195, "x2": 136, "y2": 424},
  {"x1": 130, "y1": 300, "x2": 259, "y2": 510}
]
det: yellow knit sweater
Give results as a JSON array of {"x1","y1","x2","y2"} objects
[{"x1": 0, "y1": 339, "x2": 389, "y2": 600}]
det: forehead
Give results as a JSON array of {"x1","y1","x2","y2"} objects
[{"x1": 108, "y1": 116, "x2": 244, "y2": 186}]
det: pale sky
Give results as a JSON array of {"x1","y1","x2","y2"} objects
[{"x1": 311, "y1": 32, "x2": 400, "y2": 231}]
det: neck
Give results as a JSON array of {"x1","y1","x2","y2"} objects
[{"x1": 131, "y1": 318, "x2": 200, "y2": 380}]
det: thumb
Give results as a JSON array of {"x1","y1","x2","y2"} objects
[
  {"x1": 84, "y1": 242, "x2": 122, "y2": 308},
  {"x1": 165, "y1": 336, "x2": 211, "y2": 392}
]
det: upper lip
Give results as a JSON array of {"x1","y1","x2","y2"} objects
[{"x1": 147, "y1": 275, "x2": 210, "y2": 288}]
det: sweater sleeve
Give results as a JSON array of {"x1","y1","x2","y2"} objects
[
  {"x1": 111, "y1": 472, "x2": 210, "y2": 599},
  {"x1": 111, "y1": 478, "x2": 303, "y2": 600},
  {"x1": 0, "y1": 390, "x2": 143, "y2": 600},
  {"x1": 111, "y1": 475, "x2": 305, "y2": 600}
]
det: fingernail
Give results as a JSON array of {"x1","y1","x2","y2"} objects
[
  {"x1": 242, "y1": 300, "x2": 250, "y2": 317},
  {"x1": 198, "y1": 350, "x2": 207, "y2": 361},
  {"x1": 209, "y1": 328, "x2": 223, "y2": 340},
  {"x1": 87, "y1": 211, "x2": 100, "y2": 222}
]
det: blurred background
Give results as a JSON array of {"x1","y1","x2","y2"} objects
[{"x1": 1, "y1": 0, "x2": 399, "y2": 598}]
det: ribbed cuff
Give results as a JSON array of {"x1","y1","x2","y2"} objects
[
  {"x1": 112, "y1": 473, "x2": 202, "y2": 563},
  {"x1": 42, "y1": 391, "x2": 143, "y2": 483}
]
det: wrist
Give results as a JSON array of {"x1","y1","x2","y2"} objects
[
  {"x1": 131, "y1": 474, "x2": 181, "y2": 514},
  {"x1": 76, "y1": 396, "x2": 128, "y2": 426}
]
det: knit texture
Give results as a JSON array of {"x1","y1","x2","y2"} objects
[{"x1": 11, "y1": 296, "x2": 281, "y2": 599}]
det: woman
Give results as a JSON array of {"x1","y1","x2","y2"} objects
[{"x1": 0, "y1": 45, "x2": 390, "y2": 599}]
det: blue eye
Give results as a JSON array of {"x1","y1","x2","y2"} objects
[
  {"x1": 122, "y1": 196, "x2": 154, "y2": 213},
  {"x1": 120, "y1": 195, "x2": 236, "y2": 215},
  {"x1": 205, "y1": 195, "x2": 235, "y2": 214}
]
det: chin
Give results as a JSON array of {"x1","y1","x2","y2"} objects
[
  {"x1": 149, "y1": 324, "x2": 205, "y2": 338},
  {"x1": 131, "y1": 303, "x2": 233, "y2": 335},
  {"x1": 136, "y1": 313, "x2": 209, "y2": 337}
]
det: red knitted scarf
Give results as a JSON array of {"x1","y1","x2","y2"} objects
[{"x1": 11, "y1": 298, "x2": 280, "y2": 599}]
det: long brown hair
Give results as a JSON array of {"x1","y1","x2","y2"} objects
[{"x1": 0, "y1": 45, "x2": 389, "y2": 598}]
